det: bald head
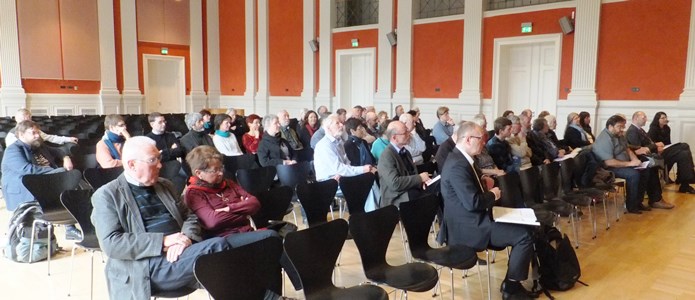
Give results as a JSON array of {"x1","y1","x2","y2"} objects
[{"x1": 632, "y1": 111, "x2": 647, "y2": 127}]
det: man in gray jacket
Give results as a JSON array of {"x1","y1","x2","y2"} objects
[{"x1": 91, "y1": 136, "x2": 275, "y2": 299}]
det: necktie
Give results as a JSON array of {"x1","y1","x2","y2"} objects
[
  {"x1": 399, "y1": 148, "x2": 416, "y2": 175},
  {"x1": 471, "y1": 161, "x2": 486, "y2": 192}
]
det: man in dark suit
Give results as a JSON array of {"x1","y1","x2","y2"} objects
[{"x1": 440, "y1": 121, "x2": 536, "y2": 300}]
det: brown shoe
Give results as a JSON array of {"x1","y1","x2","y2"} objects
[{"x1": 650, "y1": 200, "x2": 675, "y2": 209}]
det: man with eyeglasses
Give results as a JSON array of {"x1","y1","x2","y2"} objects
[
  {"x1": 96, "y1": 114, "x2": 131, "y2": 168},
  {"x1": 92, "y1": 136, "x2": 280, "y2": 299},
  {"x1": 5, "y1": 108, "x2": 79, "y2": 147}
]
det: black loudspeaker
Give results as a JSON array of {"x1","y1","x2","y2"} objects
[
  {"x1": 386, "y1": 32, "x2": 397, "y2": 46},
  {"x1": 308, "y1": 40, "x2": 319, "y2": 52},
  {"x1": 559, "y1": 16, "x2": 574, "y2": 35}
]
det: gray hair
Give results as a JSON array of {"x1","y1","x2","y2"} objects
[
  {"x1": 471, "y1": 113, "x2": 486, "y2": 127},
  {"x1": 321, "y1": 114, "x2": 340, "y2": 129},
  {"x1": 508, "y1": 115, "x2": 520, "y2": 125},
  {"x1": 185, "y1": 112, "x2": 203, "y2": 130},
  {"x1": 122, "y1": 136, "x2": 157, "y2": 162},
  {"x1": 262, "y1": 114, "x2": 278, "y2": 129},
  {"x1": 455, "y1": 121, "x2": 480, "y2": 143}
]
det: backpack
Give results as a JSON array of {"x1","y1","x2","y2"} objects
[
  {"x1": 535, "y1": 226, "x2": 586, "y2": 293},
  {"x1": 3, "y1": 201, "x2": 58, "y2": 263}
]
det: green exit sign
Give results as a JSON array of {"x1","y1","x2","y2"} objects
[
  {"x1": 521, "y1": 22, "x2": 532, "y2": 33},
  {"x1": 351, "y1": 38, "x2": 359, "y2": 47}
]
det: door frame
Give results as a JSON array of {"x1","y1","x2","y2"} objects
[
  {"x1": 142, "y1": 54, "x2": 186, "y2": 113},
  {"x1": 491, "y1": 33, "x2": 563, "y2": 118},
  {"x1": 335, "y1": 47, "x2": 376, "y2": 110}
]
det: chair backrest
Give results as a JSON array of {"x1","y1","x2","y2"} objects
[
  {"x1": 338, "y1": 172, "x2": 375, "y2": 215},
  {"x1": 559, "y1": 158, "x2": 578, "y2": 193},
  {"x1": 540, "y1": 162, "x2": 561, "y2": 199},
  {"x1": 519, "y1": 166, "x2": 543, "y2": 206},
  {"x1": 84, "y1": 167, "x2": 124, "y2": 191},
  {"x1": 194, "y1": 237, "x2": 283, "y2": 300},
  {"x1": 349, "y1": 205, "x2": 399, "y2": 275},
  {"x1": 60, "y1": 189, "x2": 99, "y2": 248},
  {"x1": 398, "y1": 194, "x2": 439, "y2": 259},
  {"x1": 236, "y1": 166, "x2": 277, "y2": 196},
  {"x1": 22, "y1": 169, "x2": 83, "y2": 212},
  {"x1": 223, "y1": 154, "x2": 259, "y2": 181},
  {"x1": 296, "y1": 179, "x2": 339, "y2": 227},
  {"x1": 275, "y1": 161, "x2": 311, "y2": 190},
  {"x1": 496, "y1": 172, "x2": 525, "y2": 208},
  {"x1": 159, "y1": 159, "x2": 182, "y2": 180},
  {"x1": 252, "y1": 186, "x2": 294, "y2": 228},
  {"x1": 284, "y1": 219, "x2": 348, "y2": 296}
]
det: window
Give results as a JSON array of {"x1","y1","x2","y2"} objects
[
  {"x1": 336, "y1": 0, "x2": 379, "y2": 28},
  {"x1": 415, "y1": 0, "x2": 465, "y2": 19}
]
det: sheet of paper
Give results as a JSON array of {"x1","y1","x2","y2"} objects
[
  {"x1": 634, "y1": 161, "x2": 650, "y2": 170},
  {"x1": 426, "y1": 175, "x2": 441, "y2": 186},
  {"x1": 492, "y1": 207, "x2": 540, "y2": 226}
]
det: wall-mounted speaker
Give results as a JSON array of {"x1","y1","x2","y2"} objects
[
  {"x1": 559, "y1": 16, "x2": 574, "y2": 35},
  {"x1": 386, "y1": 32, "x2": 397, "y2": 46},
  {"x1": 308, "y1": 40, "x2": 319, "y2": 52}
]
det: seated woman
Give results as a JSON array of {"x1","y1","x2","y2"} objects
[
  {"x1": 212, "y1": 114, "x2": 243, "y2": 156},
  {"x1": 257, "y1": 114, "x2": 297, "y2": 167},
  {"x1": 184, "y1": 145, "x2": 260, "y2": 238},
  {"x1": 297, "y1": 110, "x2": 319, "y2": 159},
  {"x1": 564, "y1": 112, "x2": 593, "y2": 150},
  {"x1": 242, "y1": 114, "x2": 262, "y2": 154},
  {"x1": 648, "y1": 111, "x2": 695, "y2": 193},
  {"x1": 96, "y1": 114, "x2": 130, "y2": 168},
  {"x1": 370, "y1": 120, "x2": 392, "y2": 163}
]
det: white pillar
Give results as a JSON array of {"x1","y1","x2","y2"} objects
[
  {"x1": 566, "y1": 0, "x2": 600, "y2": 105},
  {"x1": 392, "y1": 0, "x2": 413, "y2": 110},
  {"x1": 120, "y1": 0, "x2": 143, "y2": 114},
  {"x1": 189, "y1": 0, "x2": 207, "y2": 111},
  {"x1": 315, "y1": 0, "x2": 335, "y2": 110},
  {"x1": 206, "y1": 0, "x2": 221, "y2": 109},
  {"x1": 679, "y1": 0, "x2": 695, "y2": 105},
  {"x1": 97, "y1": 0, "x2": 121, "y2": 115},
  {"x1": 243, "y1": 0, "x2": 258, "y2": 111},
  {"x1": 458, "y1": 0, "x2": 483, "y2": 114},
  {"x1": 301, "y1": 0, "x2": 317, "y2": 109},
  {"x1": 374, "y1": 0, "x2": 394, "y2": 113},
  {"x1": 256, "y1": 0, "x2": 270, "y2": 115},
  {"x1": 0, "y1": 0, "x2": 27, "y2": 116}
]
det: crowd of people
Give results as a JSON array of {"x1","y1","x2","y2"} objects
[{"x1": 2, "y1": 104, "x2": 694, "y2": 299}]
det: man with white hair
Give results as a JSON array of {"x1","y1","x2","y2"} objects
[
  {"x1": 365, "y1": 111, "x2": 379, "y2": 138},
  {"x1": 91, "y1": 136, "x2": 279, "y2": 299},
  {"x1": 277, "y1": 110, "x2": 304, "y2": 151},
  {"x1": 5, "y1": 108, "x2": 78, "y2": 147},
  {"x1": 399, "y1": 113, "x2": 426, "y2": 166}
]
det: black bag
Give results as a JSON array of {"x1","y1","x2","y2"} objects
[
  {"x1": 3, "y1": 201, "x2": 59, "y2": 263},
  {"x1": 535, "y1": 226, "x2": 585, "y2": 292}
]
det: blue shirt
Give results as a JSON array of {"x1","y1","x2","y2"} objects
[{"x1": 314, "y1": 133, "x2": 365, "y2": 181}]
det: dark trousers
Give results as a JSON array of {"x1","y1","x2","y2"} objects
[
  {"x1": 489, "y1": 222, "x2": 534, "y2": 281},
  {"x1": 611, "y1": 167, "x2": 643, "y2": 211},
  {"x1": 663, "y1": 143, "x2": 695, "y2": 186},
  {"x1": 642, "y1": 167, "x2": 662, "y2": 204}
]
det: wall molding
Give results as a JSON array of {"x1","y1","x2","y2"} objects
[
  {"x1": 26, "y1": 93, "x2": 101, "y2": 116},
  {"x1": 483, "y1": 1, "x2": 576, "y2": 18},
  {"x1": 413, "y1": 14, "x2": 464, "y2": 25},
  {"x1": 332, "y1": 24, "x2": 378, "y2": 33}
]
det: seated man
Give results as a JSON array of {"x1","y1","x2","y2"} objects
[
  {"x1": 2, "y1": 120, "x2": 81, "y2": 239},
  {"x1": 343, "y1": 118, "x2": 376, "y2": 167},
  {"x1": 96, "y1": 114, "x2": 131, "y2": 168},
  {"x1": 146, "y1": 112, "x2": 184, "y2": 163},
  {"x1": 5, "y1": 108, "x2": 78, "y2": 147},
  {"x1": 91, "y1": 136, "x2": 278, "y2": 299},
  {"x1": 628, "y1": 111, "x2": 695, "y2": 194},
  {"x1": 527, "y1": 118, "x2": 565, "y2": 165},
  {"x1": 593, "y1": 115, "x2": 673, "y2": 213},
  {"x1": 487, "y1": 117, "x2": 518, "y2": 173},
  {"x1": 180, "y1": 112, "x2": 214, "y2": 155},
  {"x1": 440, "y1": 121, "x2": 535, "y2": 300},
  {"x1": 377, "y1": 121, "x2": 432, "y2": 207}
]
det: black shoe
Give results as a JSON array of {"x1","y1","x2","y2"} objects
[
  {"x1": 678, "y1": 185, "x2": 695, "y2": 194},
  {"x1": 65, "y1": 226, "x2": 83, "y2": 241},
  {"x1": 501, "y1": 280, "x2": 538, "y2": 300},
  {"x1": 638, "y1": 204, "x2": 652, "y2": 211},
  {"x1": 477, "y1": 258, "x2": 488, "y2": 266},
  {"x1": 626, "y1": 208, "x2": 642, "y2": 214}
]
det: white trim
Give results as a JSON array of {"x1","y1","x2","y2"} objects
[
  {"x1": 301, "y1": 0, "x2": 317, "y2": 106},
  {"x1": 335, "y1": 47, "x2": 376, "y2": 110},
  {"x1": 413, "y1": 14, "x2": 464, "y2": 25},
  {"x1": 484, "y1": 1, "x2": 576, "y2": 18},
  {"x1": 268, "y1": 96, "x2": 312, "y2": 116},
  {"x1": 332, "y1": 24, "x2": 378, "y2": 33},
  {"x1": 26, "y1": 94, "x2": 101, "y2": 116},
  {"x1": 220, "y1": 95, "x2": 254, "y2": 115},
  {"x1": 142, "y1": 54, "x2": 186, "y2": 113},
  {"x1": 491, "y1": 33, "x2": 563, "y2": 119},
  {"x1": 601, "y1": 0, "x2": 628, "y2": 4}
]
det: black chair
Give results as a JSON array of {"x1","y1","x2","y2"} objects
[
  {"x1": 296, "y1": 179, "x2": 339, "y2": 227},
  {"x1": 194, "y1": 237, "x2": 283, "y2": 300},
  {"x1": 222, "y1": 154, "x2": 258, "y2": 181},
  {"x1": 252, "y1": 186, "x2": 294, "y2": 229},
  {"x1": 236, "y1": 166, "x2": 277, "y2": 196},
  {"x1": 275, "y1": 161, "x2": 312, "y2": 192},
  {"x1": 349, "y1": 205, "x2": 439, "y2": 297},
  {"x1": 520, "y1": 166, "x2": 572, "y2": 226},
  {"x1": 60, "y1": 190, "x2": 101, "y2": 299},
  {"x1": 559, "y1": 158, "x2": 609, "y2": 236},
  {"x1": 339, "y1": 172, "x2": 376, "y2": 216},
  {"x1": 541, "y1": 162, "x2": 591, "y2": 248},
  {"x1": 284, "y1": 219, "x2": 389, "y2": 300},
  {"x1": 84, "y1": 167, "x2": 124, "y2": 191},
  {"x1": 22, "y1": 169, "x2": 83, "y2": 274},
  {"x1": 399, "y1": 194, "x2": 482, "y2": 300}
]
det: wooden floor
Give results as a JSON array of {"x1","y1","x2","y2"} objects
[{"x1": 1, "y1": 183, "x2": 695, "y2": 299}]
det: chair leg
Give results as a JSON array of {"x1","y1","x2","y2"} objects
[
  {"x1": 67, "y1": 245, "x2": 78, "y2": 296},
  {"x1": 449, "y1": 268, "x2": 454, "y2": 300},
  {"x1": 589, "y1": 204, "x2": 597, "y2": 239},
  {"x1": 397, "y1": 221, "x2": 410, "y2": 262},
  {"x1": 90, "y1": 251, "x2": 95, "y2": 300},
  {"x1": 570, "y1": 209, "x2": 579, "y2": 248},
  {"x1": 485, "y1": 251, "x2": 492, "y2": 300},
  {"x1": 29, "y1": 220, "x2": 38, "y2": 264},
  {"x1": 602, "y1": 194, "x2": 610, "y2": 230},
  {"x1": 47, "y1": 223, "x2": 53, "y2": 275}
]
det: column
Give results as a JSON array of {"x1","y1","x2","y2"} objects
[
  {"x1": 207, "y1": 0, "x2": 221, "y2": 108},
  {"x1": 0, "y1": 0, "x2": 27, "y2": 116},
  {"x1": 256, "y1": 0, "x2": 270, "y2": 115},
  {"x1": 120, "y1": 0, "x2": 143, "y2": 114},
  {"x1": 300, "y1": 0, "x2": 317, "y2": 109},
  {"x1": 243, "y1": 0, "x2": 258, "y2": 111},
  {"x1": 374, "y1": 0, "x2": 394, "y2": 113},
  {"x1": 190, "y1": 0, "x2": 207, "y2": 111},
  {"x1": 392, "y1": 0, "x2": 413, "y2": 110},
  {"x1": 458, "y1": 0, "x2": 483, "y2": 113},
  {"x1": 679, "y1": 0, "x2": 695, "y2": 105},
  {"x1": 315, "y1": 0, "x2": 335, "y2": 110},
  {"x1": 97, "y1": 0, "x2": 121, "y2": 114},
  {"x1": 566, "y1": 0, "x2": 600, "y2": 105}
]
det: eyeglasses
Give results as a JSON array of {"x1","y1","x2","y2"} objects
[
  {"x1": 116, "y1": 123, "x2": 126, "y2": 127},
  {"x1": 202, "y1": 168, "x2": 224, "y2": 174},
  {"x1": 468, "y1": 136, "x2": 483, "y2": 141},
  {"x1": 136, "y1": 155, "x2": 161, "y2": 165}
]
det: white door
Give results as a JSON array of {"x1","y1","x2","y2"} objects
[
  {"x1": 336, "y1": 48, "x2": 376, "y2": 111},
  {"x1": 144, "y1": 56, "x2": 185, "y2": 113}
]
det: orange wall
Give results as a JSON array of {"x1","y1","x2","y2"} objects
[
  {"x1": 22, "y1": 79, "x2": 100, "y2": 94},
  {"x1": 413, "y1": 20, "x2": 464, "y2": 98},
  {"x1": 596, "y1": 0, "x2": 690, "y2": 100},
  {"x1": 482, "y1": 8, "x2": 575, "y2": 100},
  {"x1": 269, "y1": 0, "x2": 303, "y2": 96},
  {"x1": 332, "y1": 29, "x2": 379, "y2": 95},
  {"x1": 137, "y1": 42, "x2": 191, "y2": 94},
  {"x1": 219, "y1": 0, "x2": 246, "y2": 95}
]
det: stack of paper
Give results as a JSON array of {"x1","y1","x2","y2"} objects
[{"x1": 492, "y1": 207, "x2": 540, "y2": 226}]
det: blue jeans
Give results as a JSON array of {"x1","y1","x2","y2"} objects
[{"x1": 610, "y1": 167, "x2": 644, "y2": 211}]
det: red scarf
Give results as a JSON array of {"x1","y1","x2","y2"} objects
[
  {"x1": 305, "y1": 123, "x2": 318, "y2": 136},
  {"x1": 187, "y1": 176, "x2": 229, "y2": 194}
]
